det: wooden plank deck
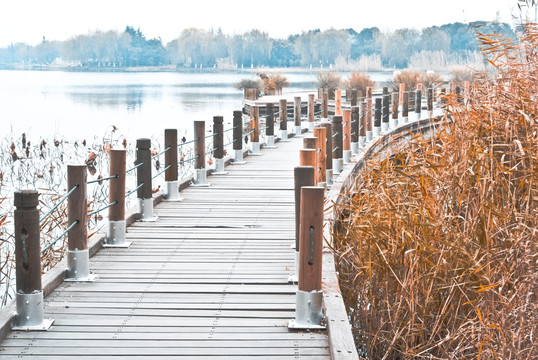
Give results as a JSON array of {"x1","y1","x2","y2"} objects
[{"x1": 0, "y1": 134, "x2": 331, "y2": 359}]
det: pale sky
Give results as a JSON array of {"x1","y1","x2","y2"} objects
[{"x1": 0, "y1": 0, "x2": 528, "y2": 47}]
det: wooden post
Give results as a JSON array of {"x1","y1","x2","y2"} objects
[
  {"x1": 427, "y1": 88, "x2": 433, "y2": 111},
  {"x1": 342, "y1": 109, "x2": 351, "y2": 163},
  {"x1": 213, "y1": 116, "x2": 226, "y2": 173},
  {"x1": 399, "y1": 83, "x2": 405, "y2": 106},
  {"x1": 302, "y1": 138, "x2": 318, "y2": 186},
  {"x1": 313, "y1": 127, "x2": 326, "y2": 185},
  {"x1": 374, "y1": 98, "x2": 382, "y2": 136},
  {"x1": 250, "y1": 106, "x2": 259, "y2": 143},
  {"x1": 402, "y1": 91, "x2": 409, "y2": 122},
  {"x1": 321, "y1": 122, "x2": 333, "y2": 183},
  {"x1": 298, "y1": 186, "x2": 324, "y2": 292},
  {"x1": 464, "y1": 81, "x2": 470, "y2": 103},
  {"x1": 136, "y1": 138, "x2": 152, "y2": 200},
  {"x1": 193, "y1": 120, "x2": 208, "y2": 186},
  {"x1": 359, "y1": 100, "x2": 367, "y2": 147},
  {"x1": 67, "y1": 165, "x2": 87, "y2": 251},
  {"x1": 14, "y1": 190, "x2": 41, "y2": 294},
  {"x1": 382, "y1": 93, "x2": 390, "y2": 132},
  {"x1": 136, "y1": 138, "x2": 155, "y2": 219},
  {"x1": 13, "y1": 190, "x2": 53, "y2": 330},
  {"x1": 308, "y1": 94, "x2": 315, "y2": 130},
  {"x1": 351, "y1": 89, "x2": 357, "y2": 107},
  {"x1": 366, "y1": 87, "x2": 373, "y2": 140},
  {"x1": 266, "y1": 103, "x2": 274, "y2": 136},
  {"x1": 322, "y1": 92, "x2": 329, "y2": 119},
  {"x1": 279, "y1": 99, "x2": 288, "y2": 140},
  {"x1": 391, "y1": 92, "x2": 399, "y2": 129},
  {"x1": 331, "y1": 115, "x2": 343, "y2": 174},
  {"x1": 351, "y1": 106, "x2": 359, "y2": 154},
  {"x1": 232, "y1": 110, "x2": 245, "y2": 164},
  {"x1": 455, "y1": 86, "x2": 462, "y2": 104},
  {"x1": 294, "y1": 96, "x2": 302, "y2": 135},
  {"x1": 164, "y1": 129, "x2": 180, "y2": 199},
  {"x1": 415, "y1": 89, "x2": 422, "y2": 116},
  {"x1": 335, "y1": 90, "x2": 342, "y2": 116},
  {"x1": 382, "y1": 86, "x2": 389, "y2": 95},
  {"x1": 108, "y1": 149, "x2": 129, "y2": 246},
  {"x1": 164, "y1": 129, "x2": 178, "y2": 183}
]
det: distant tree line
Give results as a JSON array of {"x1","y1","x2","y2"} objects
[{"x1": 0, "y1": 22, "x2": 515, "y2": 70}]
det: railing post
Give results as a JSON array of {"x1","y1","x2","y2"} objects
[
  {"x1": 136, "y1": 138, "x2": 157, "y2": 221},
  {"x1": 374, "y1": 98, "x2": 382, "y2": 137},
  {"x1": 212, "y1": 116, "x2": 227, "y2": 174},
  {"x1": 415, "y1": 88, "x2": 422, "y2": 120},
  {"x1": 193, "y1": 120, "x2": 209, "y2": 186},
  {"x1": 359, "y1": 100, "x2": 367, "y2": 148},
  {"x1": 294, "y1": 96, "x2": 302, "y2": 136},
  {"x1": 382, "y1": 92, "x2": 390, "y2": 133},
  {"x1": 312, "y1": 127, "x2": 326, "y2": 187},
  {"x1": 288, "y1": 186, "x2": 325, "y2": 330},
  {"x1": 334, "y1": 89, "x2": 342, "y2": 116},
  {"x1": 455, "y1": 86, "x2": 463, "y2": 104},
  {"x1": 464, "y1": 81, "x2": 470, "y2": 104},
  {"x1": 265, "y1": 103, "x2": 277, "y2": 148},
  {"x1": 321, "y1": 122, "x2": 333, "y2": 185},
  {"x1": 351, "y1": 106, "x2": 359, "y2": 155},
  {"x1": 402, "y1": 91, "x2": 409, "y2": 123},
  {"x1": 249, "y1": 106, "x2": 262, "y2": 155},
  {"x1": 65, "y1": 165, "x2": 95, "y2": 281},
  {"x1": 399, "y1": 83, "x2": 405, "y2": 110},
  {"x1": 301, "y1": 144, "x2": 318, "y2": 187},
  {"x1": 366, "y1": 87, "x2": 373, "y2": 141},
  {"x1": 307, "y1": 94, "x2": 315, "y2": 131},
  {"x1": 391, "y1": 92, "x2": 399, "y2": 129},
  {"x1": 164, "y1": 129, "x2": 181, "y2": 199},
  {"x1": 331, "y1": 115, "x2": 343, "y2": 174},
  {"x1": 427, "y1": 87, "x2": 434, "y2": 112},
  {"x1": 351, "y1": 89, "x2": 357, "y2": 107},
  {"x1": 232, "y1": 110, "x2": 246, "y2": 164},
  {"x1": 107, "y1": 149, "x2": 130, "y2": 247},
  {"x1": 279, "y1": 99, "x2": 289, "y2": 141},
  {"x1": 342, "y1": 109, "x2": 351, "y2": 164},
  {"x1": 13, "y1": 190, "x2": 54, "y2": 331},
  {"x1": 290, "y1": 166, "x2": 314, "y2": 284},
  {"x1": 321, "y1": 92, "x2": 329, "y2": 121}
]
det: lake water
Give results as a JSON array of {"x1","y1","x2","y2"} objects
[{"x1": 0, "y1": 69, "x2": 394, "y2": 143}]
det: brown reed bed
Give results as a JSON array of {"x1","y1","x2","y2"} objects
[{"x1": 332, "y1": 24, "x2": 537, "y2": 359}]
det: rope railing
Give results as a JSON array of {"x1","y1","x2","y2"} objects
[
  {"x1": 205, "y1": 147, "x2": 218, "y2": 155},
  {"x1": 40, "y1": 220, "x2": 79, "y2": 254},
  {"x1": 151, "y1": 146, "x2": 171, "y2": 159},
  {"x1": 125, "y1": 182, "x2": 144, "y2": 198},
  {"x1": 179, "y1": 138, "x2": 199, "y2": 146},
  {"x1": 126, "y1": 162, "x2": 143, "y2": 174},
  {"x1": 39, "y1": 184, "x2": 79, "y2": 223},
  {"x1": 224, "y1": 139, "x2": 237, "y2": 147},
  {"x1": 152, "y1": 164, "x2": 172, "y2": 179},
  {"x1": 87, "y1": 175, "x2": 118, "y2": 185},
  {"x1": 88, "y1": 201, "x2": 118, "y2": 217},
  {"x1": 180, "y1": 155, "x2": 200, "y2": 163}
]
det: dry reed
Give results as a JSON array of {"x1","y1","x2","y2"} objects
[{"x1": 332, "y1": 24, "x2": 537, "y2": 359}]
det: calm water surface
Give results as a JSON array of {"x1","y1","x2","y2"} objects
[{"x1": 0, "y1": 70, "x2": 395, "y2": 143}]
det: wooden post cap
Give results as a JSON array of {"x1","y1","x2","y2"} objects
[
  {"x1": 14, "y1": 190, "x2": 39, "y2": 208},
  {"x1": 136, "y1": 138, "x2": 151, "y2": 150}
]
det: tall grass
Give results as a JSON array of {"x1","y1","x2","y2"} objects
[{"x1": 332, "y1": 24, "x2": 537, "y2": 359}]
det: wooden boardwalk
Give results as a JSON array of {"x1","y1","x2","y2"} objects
[{"x1": 0, "y1": 135, "x2": 330, "y2": 359}]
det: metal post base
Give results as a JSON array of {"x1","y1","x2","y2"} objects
[
  {"x1": 359, "y1": 137, "x2": 366, "y2": 148},
  {"x1": 249, "y1": 142, "x2": 262, "y2": 156},
  {"x1": 326, "y1": 169, "x2": 333, "y2": 186},
  {"x1": 288, "y1": 251, "x2": 299, "y2": 284},
  {"x1": 232, "y1": 149, "x2": 246, "y2": 164},
  {"x1": 381, "y1": 123, "x2": 389, "y2": 133},
  {"x1": 288, "y1": 290, "x2": 325, "y2": 330},
  {"x1": 264, "y1": 135, "x2": 277, "y2": 149},
  {"x1": 351, "y1": 142, "x2": 359, "y2": 155},
  {"x1": 318, "y1": 181, "x2": 327, "y2": 190},
  {"x1": 138, "y1": 198, "x2": 158, "y2": 222},
  {"x1": 366, "y1": 131, "x2": 373, "y2": 142},
  {"x1": 401, "y1": 116, "x2": 409, "y2": 124},
  {"x1": 390, "y1": 119, "x2": 399, "y2": 129},
  {"x1": 164, "y1": 180, "x2": 182, "y2": 201},
  {"x1": 192, "y1": 169, "x2": 210, "y2": 187},
  {"x1": 343, "y1": 150, "x2": 352, "y2": 164},
  {"x1": 212, "y1": 158, "x2": 227, "y2": 175},
  {"x1": 12, "y1": 291, "x2": 54, "y2": 331},
  {"x1": 308, "y1": 122, "x2": 314, "y2": 131},
  {"x1": 65, "y1": 249, "x2": 97, "y2": 282},
  {"x1": 333, "y1": 158, "x2": 343, "y2": 175},
  {"x1": 280, "y1": 129, "x2": 290, "y2": 142},
  {"x1": 295, "y1": 125, "x2": 302, "y2": 137},
  {"x1": 105, "y1": 220, "x2": 131, "y2": 248},
  {"x1": 320, "y1": 117, "x2": 329, "y2": 123},
  {"x1": 373, "y1": 127, "x2": 381, "y2": 138}
]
